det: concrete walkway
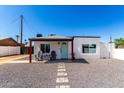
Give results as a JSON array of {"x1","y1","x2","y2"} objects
[{"x1": 0, "y1": 55, "x2": 29, "y2": 65}]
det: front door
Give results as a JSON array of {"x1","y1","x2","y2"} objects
[{"x1": 61, "y1": 42, "x2": 68, "y2": 59}]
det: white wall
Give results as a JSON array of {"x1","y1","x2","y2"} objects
[
  {"x1": 0, "y1": 46, "x2": 20, "y2": 56},
  {"x1": 34, "y1": 38, "x2": 101, "y2": 59},
  {"x1": 34, "y1": 41, "x2": 72, "y2": 59},
  {"x1": 68, "y1": 42, "x2": 72, "y2": 59},
  {"x1": 100, "y1": 42, "x2": 124, "y2": 61},
  {"x1": 33, "y1": 39, "x2": 124, "y2": 61},
  {"x1": 100, "y1": 42, "x2": 109, "y2": 58},
  {"x1": 100, "y1": 42, "x2": 114, "y2": 58},
  {"x1": 113, "y1": 49, "x2": 124, "y2": 60},
  {"x1": 73, "y1": 38, "x2": 100, "y2": 59}
]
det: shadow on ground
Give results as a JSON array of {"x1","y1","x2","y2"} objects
[
  {"x1": 45, "y1": 59, "x2": 89, "y2": 64},
  {"x1": 14, "y1": 57, "x2": 89, "y2": 64}
]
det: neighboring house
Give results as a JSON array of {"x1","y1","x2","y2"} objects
[
  {"x1": 0, "y1": 38, "x2": 20, "y2": 46},
  {"x1": 29, "y1": 35, "x2": 114, "y2": 63},
  {"x1": 0, "y1": 38, "x2": 20, "y2": 56}
]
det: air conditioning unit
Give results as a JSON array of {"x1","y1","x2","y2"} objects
[{"x1": 36, "y1": 34, "x2": 43, "y2": 37}]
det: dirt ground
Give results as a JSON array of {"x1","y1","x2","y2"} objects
[{"x1": 0, "y1": 55, "x2": 29, "y2": 65}]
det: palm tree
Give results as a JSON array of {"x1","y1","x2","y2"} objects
[{"x1": 16, "y1": 35, "x2": 20, "y2": 43}]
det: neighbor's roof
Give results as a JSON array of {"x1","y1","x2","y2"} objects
[{"x1": 0, "y1": 38, "x2": 20, "y2": 46}]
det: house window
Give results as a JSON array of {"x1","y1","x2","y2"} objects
[
  {"x1": 46, "y1": 44, "x2": 50, "y2": 53},
  {"x1": 40, "y1": 44, "x2": 50, "y2": 53},
  {"x1": 82, "y1": 44, "x2": 96, "y2": 53},
  {"x1": 89, "y1": 44, "x2": 96, "y2": 53},
  {"x1": 82, "y1": 44, "x2": 89, "y2": 53}
]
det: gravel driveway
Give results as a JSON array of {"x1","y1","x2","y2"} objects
[{"x1": 0, "y1": 58, "x2": 124, "y2": 88}]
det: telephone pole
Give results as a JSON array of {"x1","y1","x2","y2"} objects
[
  {"x1": 109, "y1": 36, "x2": 112, "y2": 43},
  {"x1": 20, "y1": 15, "x2": 23, "y2": 46}
]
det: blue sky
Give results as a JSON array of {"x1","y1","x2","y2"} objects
[{"x1": 0, "y1": 5, "x2": 124, "y2": 43}]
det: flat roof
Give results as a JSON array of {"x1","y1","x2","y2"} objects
[
  {"x1": 73, "y1": 36, "x2": 100, "y2": 38},
  {"x1": 29, "y1": 35, "x2": 100, "y2": 41}
]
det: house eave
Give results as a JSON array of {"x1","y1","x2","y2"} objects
[{"x1": 29, "y1": 38, "x2": 73, "y2": 41}]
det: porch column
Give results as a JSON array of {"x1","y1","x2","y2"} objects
[
  {"x1": 71, "y1": 40, "x2": 74, "y2": 61},
  {"x1": 29, "y1": 40, "x2": 32, "y2": 63}
]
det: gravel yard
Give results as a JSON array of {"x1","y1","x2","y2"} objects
[
  {"x1": 65, "y1": 59, "x2": 124, "y2": 88},
  {"x1": 0, "y1": 62, "x2": 57, "y2": 88},
  {"x1": 0, "y1": 58, "x2": 124, "y2": 88}
]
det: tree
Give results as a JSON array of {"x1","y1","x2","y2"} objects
[
  {"x1": 114, "y1": 38, "x2": 124, "y2": 48},
  {"x1": 16, "y1": 35, "x2": 20, "y2": 43}
]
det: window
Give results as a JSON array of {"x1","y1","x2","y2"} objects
[
  {"x1": 40, "y1": 44, "x2": 45, "y2": 53},
  {"x1": 89, "y1": 44, "x2": 96, "y2": 53},
  {"x1": 82, "y1": 44, "x2": 89, "y2": 53},
  {"x1": 46, "y1": 44, "x2": 50, "y2": 53},
  {"x1": 82, "y1": 44, "x2": 96, "y2": 53},
  {"x1": 40, "y1": 44, "x2": 50, "y2": 53}
]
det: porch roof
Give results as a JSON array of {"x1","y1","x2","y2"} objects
[{"x1": 29, "y1": 36, "x2": 73, "y2": 41}]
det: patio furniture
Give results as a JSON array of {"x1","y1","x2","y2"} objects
[
  {"x1": 50, "y1": 50, "x2": 57, "y2": 60},
  {"x1": 42, "y1": 53, "x2": 50, "y2": 60},
  {"x1": 45, "y1": 53, "x2": 51, "y2": 60},
  {"x1": 35, "y1": 55, "x2": 39, "y2": 61},
  {"x1": 37, "y1": 51, "x2": 43, "y2": 61}
]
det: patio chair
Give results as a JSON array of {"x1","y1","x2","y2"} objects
[
  {"x1": 38, "y1": 51, "x2": 43, "y2": 61},
  {"x1": 45, "y1": 53, "x2": 51, "y2": 60},
  {"x1": 35, "y1": 55, "x2": 39, "y2": 61},
  {"x1": 50, "y1": 50, "x2": 57, "y2": 60}
]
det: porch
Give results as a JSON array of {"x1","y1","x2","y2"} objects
[{"x1": 29, "y1": 36, "x2": 74, "y2": 63}]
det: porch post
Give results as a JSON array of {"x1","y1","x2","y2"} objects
[
  {"x1": 71, "y1": 40, "x2": 74, "y2": 61},
  {"x1": 29, "y1": 40, "x2": 32, "y2": 63}
]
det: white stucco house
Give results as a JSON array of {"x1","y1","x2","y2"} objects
[{"x1": 29, "y1": 35, "x2": 114, "y2": 63}]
